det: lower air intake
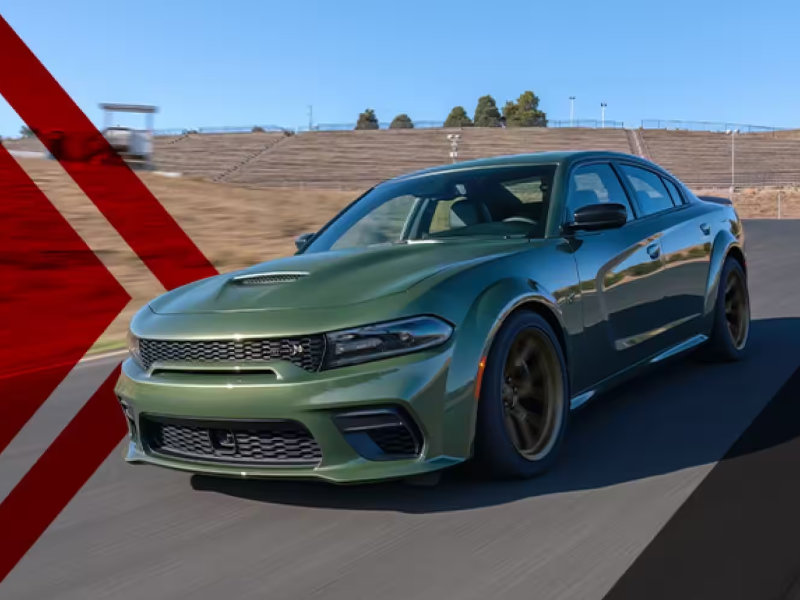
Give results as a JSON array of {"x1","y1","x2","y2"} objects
[{"x1": 141, "y1": 416, "x2": 322, "y2": 466}]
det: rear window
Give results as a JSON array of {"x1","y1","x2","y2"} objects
[
  {"x1": 619, "y1": 164, "x2": 675, "y2": 216},
  {"x1": 662, "y1": 178, "x2": 684, "y2": 205}
]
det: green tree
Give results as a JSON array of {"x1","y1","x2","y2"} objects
[
  {"x1": 473, "y1": 95, "x2": 501, "y2": 127},
  {"x1": 502, "y1": 90, "x2": 547, "y2": 127},
  {"x1": 444, "y1": 106, "x2": 473, "y2": 128},
  {"x1": 19, "y1": 125, "x2": 34, "y2": 138},
  {"x1": 355, "y1": 108, "x2": 379, "y2": 130},
  {"x1": 389, "y1": 113, "x2": 414, "y2": 129}
]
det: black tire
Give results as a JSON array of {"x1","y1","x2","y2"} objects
[
  {"x1": 473, "y1": 311, "x2": 570, "y2": 479},
  {"x1": 703, "y1": 257, "x2": 750, "y2": 361}
]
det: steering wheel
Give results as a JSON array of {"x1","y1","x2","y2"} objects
[{"x1": 502, "y1": 216, "x2": 537, "y2": 225}]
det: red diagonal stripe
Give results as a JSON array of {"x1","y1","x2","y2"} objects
[
  {"x1": 0, "y1": 18, "x2": 221, "y2": 582},
  {"x1": 0, "y1": 144, "x2": 129, "y2": 453},
  {"x1": 0, "y1": 367, "x2": 126, "y2": 583},
  {"x1": 0, "y1": 15, "x2": 218, "y2": 291}
]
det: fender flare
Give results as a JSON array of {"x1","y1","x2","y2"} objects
[
  {"x1": 704, "y1": 229, "x2": 745, "y2": 317},
  {"x1": 442, "y1": 277, "x2": 568, "y2": 457}
]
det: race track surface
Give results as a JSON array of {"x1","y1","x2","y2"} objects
[{"x1": 2, "y1": 220, "x2": 799, "y2": 600}]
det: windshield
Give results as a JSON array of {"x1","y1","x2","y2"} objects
[{"x1": 304, "y1": 164, "x2": 557, "y2": 253}]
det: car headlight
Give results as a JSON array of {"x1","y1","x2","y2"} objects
[
  {"x1": 324, "y1": 316, "x2": 453, "y2": 368},
  {"x1": 127, "y1": 329, "x2": 143, "y2": 368}
]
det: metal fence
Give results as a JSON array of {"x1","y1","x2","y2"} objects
[
  {"x1": 154, "y1": 118, "x2": 791, "y2": 137},
  {"x1": 640, "y1": 119, "x2": 785, "y2": 134},
  {"x1": 300, "y1": 120, "x2": 446, "y2": 131},
  {"x1": 549, "y1": 119, "x2": 625, "y2": 128},
  {"x1": 154, "y1": 125, "x2": 289, "y2": 136},
  {"x1": 159, "y1": 119, "x2": 626, "y2": 135}
]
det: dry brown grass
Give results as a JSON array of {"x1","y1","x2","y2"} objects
[
  {"x1": 14, "y1": 156, "x2": 796, "y2": 351},
  {"x1": 14, "y1": 157, "x2": 356, "y2": 350},
  {"x1": 695, "y1": 187, "x2": 800, "y2": 218}
]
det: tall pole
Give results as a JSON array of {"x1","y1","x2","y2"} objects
[
  {"x1": 307, "y1": 105, "x2": 313, "y2": 131},
  {"x1": 726, "y1": 129, "x2": 738, "y2": 197},
  {"x1": 600, "y1": 102, "x2": 607, "y2": 128},
  {"x1": 569, "y1": 96, "x2": 576, "y2": 126},
  {"x1": 731, "y1": 130, "x2": 735, "y2": 189}
]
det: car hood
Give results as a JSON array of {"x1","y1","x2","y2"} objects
[{"x1": 149, "y1": 239, "x2": 529, "y2": 314}]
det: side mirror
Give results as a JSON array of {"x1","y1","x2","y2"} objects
[
  {"x1": 565, "y1": 203, "x2": 628, "y2": 233},
  {"x1": 294, "y1": 232, "x2": 315, "y2": 251}
]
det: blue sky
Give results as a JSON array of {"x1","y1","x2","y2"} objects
[{"x1": 1, "y1": 0, "x2": 798, "y2": 136}]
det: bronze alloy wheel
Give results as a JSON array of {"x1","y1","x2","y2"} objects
[
  {"x1": 724, "y1": 268, "x2": 750, "y2": 349},
  {"x1": 501, "y1": 329, "x2": 564, "y2": 461}
]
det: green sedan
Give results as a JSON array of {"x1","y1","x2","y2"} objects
[{"x1": 116, "y1": 151, "x2": 749, "y2": 483}]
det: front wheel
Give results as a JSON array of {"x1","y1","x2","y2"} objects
[{"x1": 473, "y1": 311, "x2": 569, "y2": 479}]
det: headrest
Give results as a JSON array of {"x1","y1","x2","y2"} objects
[{"x1": 449, "y1": 199, "x2": 482, "y2": 228}]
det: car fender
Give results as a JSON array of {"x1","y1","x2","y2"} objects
[
  {"x1": 441, "y1": 276, "x2": 567, "y2": 457},
  {"x1": 703, "y1": 228, "x2": 744, "y2": 318}
]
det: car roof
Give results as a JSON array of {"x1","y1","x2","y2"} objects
[{"x1": 386, "y1": 150, "x2": 658, "y2": 183}]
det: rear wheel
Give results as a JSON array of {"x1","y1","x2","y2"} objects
[
  {"x1": 473, "y1": 311, "x2": 569, "y2": 478},
  {"x1": 703, "y1": 257, "x2": 750, "y2": 361}
]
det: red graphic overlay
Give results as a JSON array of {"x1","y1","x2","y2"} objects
[
  {"x1": 0, "y1": 16, "x2": 216, "y2": 291},
  {"x1": 0, "y1": 144, "x2": 129, "y2": 452},
  {"x1": 0, "y1": 15, "x2": 219, "y2": 581},
  {"x1": 0, "y1": 368, "x2": 125, "y2": 582}
]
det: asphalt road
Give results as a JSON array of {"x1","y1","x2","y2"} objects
[{"x1": 2, "y1": 220, "x2": 799, "y2": 600}]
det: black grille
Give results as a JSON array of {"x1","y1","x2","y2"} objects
[
  {"x1": 367, "y1": 426, "x2": 420, "y2": 456},
  {"x1": 141, "y1": 416, "x2": 322, "y2": 465},
  {"x1": 139, "y1": 336, "x2": 324, "y2": 372}
]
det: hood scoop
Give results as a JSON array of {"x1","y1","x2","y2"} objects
[{"x1": 231, "y1": 271, "x2": 309, "y2": 286}]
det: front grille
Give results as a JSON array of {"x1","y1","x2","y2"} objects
[
  {"x1": 141, "y1": 416, "x2": 322, "y2": 465},
  {"x1": 139, "y1": 336, "x2": 325, "y2": 372},
  {"x1": 367, "y1": 425, "x2": 420, "y2": 456}
]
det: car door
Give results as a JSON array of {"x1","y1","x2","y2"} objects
[
  {"x1": 615, "y1": 163, "x2": 712, "y2": 349},
  {"x1": 565, "y1": 162, "x2": 668, "y2": 389}
]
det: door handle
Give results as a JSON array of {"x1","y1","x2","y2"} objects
[
  {"x1": 646, "y1": 242, "x2": 661, "y2": 260},
  {"x1": 700, "y1": 223, "x2": 711, "y2": 235}
]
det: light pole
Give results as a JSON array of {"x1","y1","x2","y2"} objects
[
  {"x1": 726, "y1": 128, "x2": 739, "y2": 196},
  {"x1": 569, "y1": 96, "x2": 576, "y2": 126},
  {"x1": 600, "y1": 102, "x2": 607, "y2": 128}
]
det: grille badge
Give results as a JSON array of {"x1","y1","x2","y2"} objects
[{"x1": 209, "y1": 429, "x2": 238, "y2": 454}]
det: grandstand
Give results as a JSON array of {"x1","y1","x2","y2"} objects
[
  {"x1": 641, "y1": 130, "x2": 800, "y2": 187},
  {"x1": 4, "y1": 125, "x2": 800, "y2": 191},
  {"x1": 202, "y1": 127, "x2": 630, "y2": 189},
  {"x1": 153, "y1": 131, "x2": 287, "y2": 180}
]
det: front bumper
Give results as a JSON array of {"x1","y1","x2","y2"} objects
[{"x1": 114, "y1": 346, "x2": 467, "y2": 483}]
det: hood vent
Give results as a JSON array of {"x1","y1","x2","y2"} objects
[{"x1": 231, "y1": 271, "x2": 309, "y2": 286}]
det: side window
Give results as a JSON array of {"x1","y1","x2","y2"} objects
[
  {"x1": 619, "y1": 165, "x2": 675, "y2": 216},
  {"x1": 662, "y1": 178, "x2": 684, "y2": 206},
  {"x1": 567, "y1": 163, "x2": 634, "y2": 221}
]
